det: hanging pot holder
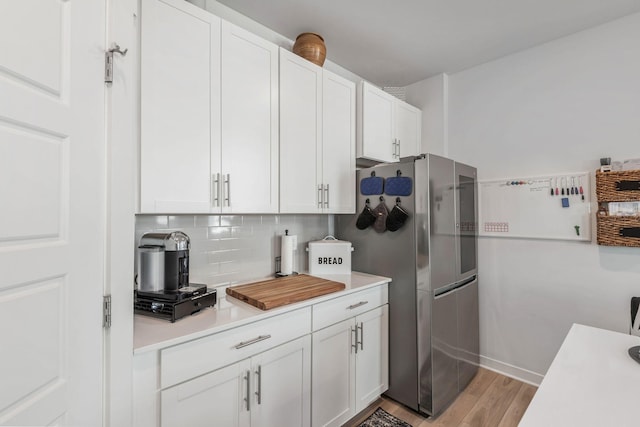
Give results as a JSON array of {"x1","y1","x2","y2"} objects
[
  {"x1": 372, "y1": 197, "x2": 389, "y2": 233},
  {"x1": 385, "y1": 170, "x2": 413, "y2": 196},
  {"x1": 386, "y1": 198, "x2": 409, "y2": 232},
  {"x1": 356, "y1": 199, "x2": 377, "y2": 230},
  {"x1": 360, "y1": 171, "x2": 384, "y2": 195}
]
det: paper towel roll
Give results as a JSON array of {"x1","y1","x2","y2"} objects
[{"x1": 281, "y1": 233, "x2": 296, "y2": 275}]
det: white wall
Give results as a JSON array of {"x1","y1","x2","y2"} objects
[
  {"x1": 405, "y1": 73, "x2": 449, "y2": 156},
  {"x1": 445, "y1": 13, "x2": 640, "y2": 383}
]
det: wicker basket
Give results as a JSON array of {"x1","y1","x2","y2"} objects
[
  {"x1": 595, "y1": 169, "x2": 640, "y2": 202},
  {"x1": 596, "y1": 215, "x2": 640, "y2": 247}
]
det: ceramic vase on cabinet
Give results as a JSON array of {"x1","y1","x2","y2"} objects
[{"x1": 292, "y1": 33, "x2": 326, "y2": 66}]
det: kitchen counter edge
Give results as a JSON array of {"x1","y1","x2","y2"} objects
[{"x1": 133, "y1": 271, "x2": 390, "y2": 354}]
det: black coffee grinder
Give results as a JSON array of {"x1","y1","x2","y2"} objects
[{"x1": 135, "y1": 231, "x2": 216, "y2": 321}]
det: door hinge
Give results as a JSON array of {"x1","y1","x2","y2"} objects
[
  {"x1": 105, "y1": 43, "x2": 128, "y2": 84},
  {"x1": 103, "y1": 295, "x2": 112, "y2": 328}
]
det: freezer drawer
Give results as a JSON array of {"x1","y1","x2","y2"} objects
[
  {"x1": 429, "y1": 287, "x2": 458, "y2": 415},
  {"x1": 457, "y1": 278, "x2": 479, "y2": 390}
]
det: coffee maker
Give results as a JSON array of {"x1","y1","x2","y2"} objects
[
  {"x1": 135, "y1": 231, "x2": 216, "y2": 322},
  {"x1": 138, "y1": 231, "x2": 190, "y2": 293}
]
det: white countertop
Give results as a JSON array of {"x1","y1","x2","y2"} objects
[
  {"x1": 134, "y1": 271, "x2": 390, "y2": 354},
  {"x1": 519, "y1": 323, "x2": 640, "y2": 427}
]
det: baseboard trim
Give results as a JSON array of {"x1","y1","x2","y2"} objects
[{"x1": 479, "y1": 355, "x2": 544, "y2": 386}]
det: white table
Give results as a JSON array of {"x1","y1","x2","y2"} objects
[{"x1": 519, "y1": 323, "x2": 640, "y2": 427}]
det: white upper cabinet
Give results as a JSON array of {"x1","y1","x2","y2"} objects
[
  {"x1": 322, "y1": 72, "x2": 356, "y2": 213},
  {"x1": 357, "y1": 81, "x2": 422, "y2": 163},
  {"x1": 140, "y1": 1, "x2": 278, "y2": 214},
  {"x1": 221, "y1": 22, "x2": 279, "y2": 213},
  {"x1": 279, "y1": 49, "x2": 355, "y2": 213},
  {"x1": 140, "y1": 0, "x2": 221, "y2": 213},
  {"x1": 395, "y1": 101, "x2": 422, "y2": 158}
]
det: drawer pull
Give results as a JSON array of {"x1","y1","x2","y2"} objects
[
  {"x1": 235, "y1": 334, "x2": 272, "y2": 349},
  {"x1": 347, "y1": 301, "x2": 368, "y2": 310}
]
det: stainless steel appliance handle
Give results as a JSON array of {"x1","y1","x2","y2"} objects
[
  {"x1": 351, "y1": 326, "x2": 358, "y2": 354},
  {"x1": 244, "y1": 370, "x2": 251, "y2": 411},
  {"x1": 255, "y1": 365, "x2": 262, "y2": 404},
  {"x1": 358, "y1": 322, "x2": 364, "y2": 351},
  {"x1": 324, "y1": 184, "x2": 329, "y2": 208},
  {"x1": 234, "y1": 334, "x2": 271, "y2": 349},
  {"x1": 347, "y1": 301, "x2": 368, "y2": 310},
  {"x1": 318, "y1": 184, "x2": 323, "y2": 208}
]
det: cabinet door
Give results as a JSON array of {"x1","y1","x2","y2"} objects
[
  {"x1": 279, "y1": 48, "x2": 322, "y2": 213},
  {"x1": 357, "y1": 81, "x2": 396, "y2": 163},
  {"x1": 322, "y1": 71, "x2": 356, "y2": 214},
  {"x1": 140, "y1": 0, "x2": 220, "y2": 213},
  {"x1": 395, "y1": 101, "x2": 421, "y2": 157},
  {"x1": 251, "y1": 336, "x2": 311, "y2": 427},
  {"x1": 312, "y1": 319, "x2": 356, "y2": 427},
  {"x1": 355, "y1": 305, "x2": 389, "y2": 413},
  {"x1": 161, "y1": 360, "x2": 251, "y2": 427},
  {"x1": 221, "y1": 22, "x2": 279, "y2": 213}
]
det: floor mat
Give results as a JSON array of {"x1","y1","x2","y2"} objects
[{"x1": 358, "y1": 407, "x2": 413, "y2": 427}]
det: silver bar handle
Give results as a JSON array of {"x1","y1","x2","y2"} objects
[
  {"x1": 351, "y1": 326, "x2": 358, "y2": 354},
  {"x1": 255, "y1": 365, "x2": 262, "y2": 404},
  {"x1": 392, "y1": 139, "x2": 396, "y2": 158},
  {"x1": 347, "y1": 301, "x2": 368, "y2": 310},
  {"x1": 318, "y1": 184, "x2": 323, "y2": 208},
  {"x1": 234, "y1": 334, "x2": 271, "y2": 349},
  {"x1": 212, "y1": 173, "x2": 220, "y2": 207},
  {"x1": 396, "y1": 139, "x2": 401, "y2": 158},
  {"x1": 358, "y1": 322, "x2": 364, "y2": 351},
  {"x1": 244, "y1": 370, "x2": 251, "y2": 411},
  {"x1": 324, "y1": 184, "x2": 329, "y2": 208},
  {"x1": 224, "y1": 174, "x2": 231, "y2": 206}
]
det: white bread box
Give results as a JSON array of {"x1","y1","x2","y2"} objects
[{"x1": 307, "y1": 236, "x2": 353, "y2": 275}]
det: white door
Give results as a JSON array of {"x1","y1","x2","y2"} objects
[
  {"x1": 140, "y1": 0, "x2": 221, "y2": 213},
  {"x1": 0, "y1": 1, "x2": 105, "y2": 426},
  {"x1": 395, "y1": 101, "x2": 421, "y2": 157},
  {"x1": 221, "y1": 22, "x2": 279, "y2": 213},
  {"x1": 252, "y1": 336, "x2": 311, "y2": 427},
  {"x1": 355, "y1": 305, "x2": 389, "y2": 412},
  {"x1": 279, "y1": 48, "x2": 322, "y2": 213},
  {"x1": 311, "y1": 319, "x2": 355, "y2": 427},
  {"x1": 322, "y1": 71, "x2": 356, "y2": 214},
  {"x1": 161, "y1": 360, "x2": 251, "y2": 427}
]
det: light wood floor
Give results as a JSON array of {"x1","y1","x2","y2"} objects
[{"x1": 345, "y1": 368, "x2": 537, "y2": 427}]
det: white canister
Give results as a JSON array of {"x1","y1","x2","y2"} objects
[{"x1": 307, "y1": 236, "x2": 353, "y2": 275}]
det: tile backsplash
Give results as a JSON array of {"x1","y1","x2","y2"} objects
[{"x1": 135, "y1": 214, "x2": 331, "y2": 288}]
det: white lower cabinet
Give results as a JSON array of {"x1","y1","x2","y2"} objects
[
  {"x1": 161, "y1": 359, "x2": 250, "y2": 427},
  {"x1": 161, "y1": 335, "x2": 311, "y2": 427},
  {"x1": 312, "y1": 304, "x2": 389, "y2": 427}
]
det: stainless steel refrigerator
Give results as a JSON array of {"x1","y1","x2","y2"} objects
[{"x1": 336, "y1": 154, "x2": 479, "y2": 417}]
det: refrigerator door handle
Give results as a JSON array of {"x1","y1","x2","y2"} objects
[{"x1": 434, "y1": 275, "x2": 477, "y2": 298}]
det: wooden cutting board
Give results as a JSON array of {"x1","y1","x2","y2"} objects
[{"x1": 226, "y1": 274, "x2": 345, "y2": 310}]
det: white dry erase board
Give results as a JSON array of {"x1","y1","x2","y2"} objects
[{"x1": 478, "y1": 172, "x2": 592, "y2": 241}]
